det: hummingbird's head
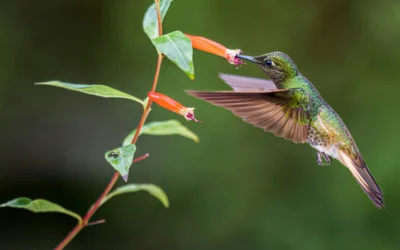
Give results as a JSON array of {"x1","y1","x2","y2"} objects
[{"x1": 236, "y1": 52, "x2": 299, "y2": 83}]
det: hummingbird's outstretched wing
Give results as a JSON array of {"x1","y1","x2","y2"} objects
[
  {"x1": 218, "y1": 73, "x2": 277, "y2": 92},
  {"x1": 187, "y1": 88, "x2": 315, "y2": 143}
]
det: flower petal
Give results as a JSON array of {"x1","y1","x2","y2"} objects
[
  {"x1": 149, "y1": 92, "x2": 202, "y2": 122},
  {"x1": 185, "y1": 34, "x2": 226, "y2": 57},
  {"x1": 148, "y1": 92, "x2": 183, "y2": 114},
  {"x1": 179, "y1": 107, "x2": 202, "y2": 123},
  {"x1": 225, "y1": 49, "x2": 244, "y2": 66},
  {"x1": 185, "y1": 34, "x2": 243, "y2": 67}
]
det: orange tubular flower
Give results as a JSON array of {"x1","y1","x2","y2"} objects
[
  {"x1": 185, "y1": 34, "x2": 244, "y2": 67},
  {"x1": 148, "y1": 92, "x2": 201, "y2": 122}
]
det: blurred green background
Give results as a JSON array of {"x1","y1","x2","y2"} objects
[{"x1": 1, "y1": 0, "x2": 400, "y2": 249}]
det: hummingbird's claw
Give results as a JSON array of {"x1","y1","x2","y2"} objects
[{"x1": 316, "y1": 152, "x2": 332, "y2": 166}]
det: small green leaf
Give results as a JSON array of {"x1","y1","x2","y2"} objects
[
  {"x1": 36, "y1": 81, "x2": 144, "y2": 106},
  {"x1": 123, "y1": 119, "x2": 199, "y2": 146},
  {"x1": 0, "y1": 198, "x2": 82, "y2": 223},
  {"x1": 143, "y1": 0, "x2": 173, "y2": 39},
  {"x1": 152, "y1": 31, "x2": 194, "y2": 80},
  {"x1": 105, "y1": 144, "x2": 136, "y2": 181},
  {"x1": 102, "y1": 184, "x2": 169, "y2": 208}
]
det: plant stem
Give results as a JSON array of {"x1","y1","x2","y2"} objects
[
  {"x1": 133, "y1": 153, "x2": 150, "y2": 163},
  {"x1": 54, "y1": 0, "x2": 164, "y2": 248},
  {"x1": 131, "y1": 53, "x2": 162, "y2": 144},
  {"x1": 86, "y1": 219, "x2": 106, "y2": 227},
  {"x1": 155, "y1": 0, "x2": 163, "y2": 36},
  {"x1": 54, "y1": 172, "x2": 119, "y2": 250}
]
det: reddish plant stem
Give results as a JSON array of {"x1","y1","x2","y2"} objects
[
  {"x1": 131, "y1": 53, "x2": 162, "y2": 144},
  {"x1": 54, "y1": 172, "x2": 119, "y2": 250},
  {"x1": 155, "y1": 0, "x2": 163, "y2": 36},
  {"x1": 133, "y1": 153, "x2": 150, "y2": 163},
  {"x1": 54, "y1": 0, "x2": 163, "y2": 248},
  {"x1": 86, "y1": 219, "x2": 106, "y2": 227}
]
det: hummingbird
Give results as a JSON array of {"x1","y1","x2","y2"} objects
[{"x1": 187, "y1": 51, "x2": 384, "y2": 208}]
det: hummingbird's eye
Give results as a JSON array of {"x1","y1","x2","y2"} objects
[{"x1": 264, "y1": 60, "x2": 275, "y2": 67}]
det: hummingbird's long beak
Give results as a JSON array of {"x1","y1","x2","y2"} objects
[{"x1": 235, "y1": 54, "x2": 262, "y2": 64}]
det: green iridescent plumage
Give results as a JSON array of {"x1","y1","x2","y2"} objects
[{"x1": 188, "y1": 51, "x2": 384, "y2": 208}]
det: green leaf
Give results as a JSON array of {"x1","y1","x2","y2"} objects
[
  {"x1": 105, "y1": 144, "x2": 136, "y2": 182},
  {"x1": 143, "y1": 0, "x2": 173, "y2": 39},
  {"x1": 152, "y1": 31, "x2": 194, "y2": 80},
  {"x1": 123, "y1": 119, "x2": 199, "y2": 146},
  {"x1": 0, "y1": 198, "x2": 82, "y2": 223},
  {"x1": 101, "y1": 184, "x2": 169, "y2": 208},
  {"x1": 36, "y1": 81, "x2": 144, "y2": 106}
]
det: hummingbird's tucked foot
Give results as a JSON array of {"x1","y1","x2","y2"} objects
[{"x1": 316, "y1": 152, "x2": 331, "y2": 166}]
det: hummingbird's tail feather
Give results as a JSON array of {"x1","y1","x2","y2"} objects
[{"x1": 338, "y1": 150, "x2": 384, "y2": 208}]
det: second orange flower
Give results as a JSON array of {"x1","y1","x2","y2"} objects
[{"x1": 148, "y1": 92, "x2": 201, "y2": 122}]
